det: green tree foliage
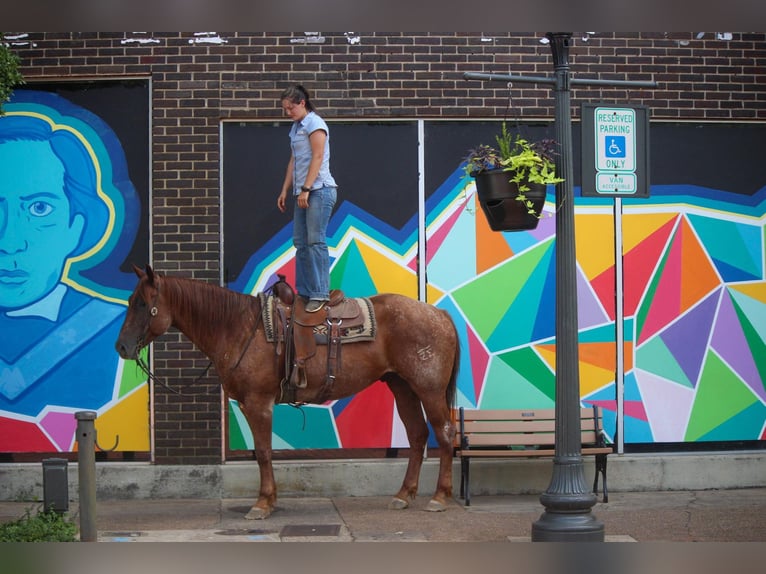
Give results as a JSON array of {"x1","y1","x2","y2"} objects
[{"x1": 0, "y1": 36, "x2": 25, "y2": 116}]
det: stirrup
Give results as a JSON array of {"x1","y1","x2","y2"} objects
[{"x1": 305, "y1": 300, "x2": 326, "y2": 313}]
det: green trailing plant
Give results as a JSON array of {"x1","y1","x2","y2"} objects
[
  {"x1": 0, "y1": 506, "x2": 77, "y2": 542},
  {"x1": 0, "y1": 36, "x2": 25, "y2": 116},
  {"x1": 464, "y1": 122, "x2": 564, "y2": 215}
]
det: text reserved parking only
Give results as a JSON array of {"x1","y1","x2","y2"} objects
[
  {"x1": 596, "y1": 107, "x2": 635, "y2": 192},
  {"x1": 581, "y1": 103, "x2": 650, "y2": 198}
]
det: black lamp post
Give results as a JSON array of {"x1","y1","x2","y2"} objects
[
  {"x1": 464, "y1": 32, "x2": 656, "y2": 541},
  {"x1": 530, "y1": 31, "x2": 602, "y2": 542}
]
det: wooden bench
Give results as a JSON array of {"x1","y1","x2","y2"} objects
[{"x1": 455, "y1": 405, "x2": 612, "y2": 506}]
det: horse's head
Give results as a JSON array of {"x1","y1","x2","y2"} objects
[{"x1": 115, "y1": 264, "x2": 172, "y2": 359}]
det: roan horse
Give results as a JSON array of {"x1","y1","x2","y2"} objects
[{"x1": 115, "y1": 264, "x2": 459, "y2": 519}]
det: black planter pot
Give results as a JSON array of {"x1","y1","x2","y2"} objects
[{"x1": 472, "y1": 169, "x2": 546, "y2": 231}]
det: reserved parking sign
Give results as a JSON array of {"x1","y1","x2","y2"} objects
[{"x1": 581, "y1": 103, "x2": 650, "y2": 198}]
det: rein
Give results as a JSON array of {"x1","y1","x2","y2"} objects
[
  {"x1": 135, "y1": 345, "x2": 232, "y2": 397},
  {"x1": 135, "y1": 353, "x2": 183, "y2": 396}
]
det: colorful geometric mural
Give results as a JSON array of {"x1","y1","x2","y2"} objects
[
  {"x1": 228, "y1": 160, "x2": 766, "y2": 450},
  {"x1": 229, "y1": 121, "x2": 766, "y2": 460},
  {"x1": 435, "y1": 176, "x2": 766, "y2": 446}
]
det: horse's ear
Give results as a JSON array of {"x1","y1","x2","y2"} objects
[
  {"x1": 145, "y1": 264, "x2": 156, "y2": 284},
  {"x1": 132, "y1": 264, "x2": 145, "y2": 278}
]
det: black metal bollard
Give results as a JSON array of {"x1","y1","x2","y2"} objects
[
  {"x1": 74, "y1": 411, "x2": 98, "y2": 542},
  {"x1": 42, "y1": 457, "x2": 69, "y2": 513}
]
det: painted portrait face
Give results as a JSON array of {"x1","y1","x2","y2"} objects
[{"x1": 0, "y1": 139, "x2": 85, "y2": 309}]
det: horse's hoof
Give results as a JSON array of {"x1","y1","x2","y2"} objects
[
  {"x1": 388, "y1": 497, "x2": 409, "y2": 510},
  {"x1": 245, "y1": 506, "x2": 271, "y2": 520},
  {"x1": 425, "y1": 499, "x2": 447, "y2": 512}
]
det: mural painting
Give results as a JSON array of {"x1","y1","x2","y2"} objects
[
  {"x1": 224, "y1": 120, "x2": 765, "y2": 453},
  {"x1": 0, "y1": 86, "x2": 150, "y2": 453}
]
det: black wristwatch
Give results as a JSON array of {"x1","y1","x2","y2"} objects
[{"x1": 301, "y1": 185, "x2": 311, "y2": 193}]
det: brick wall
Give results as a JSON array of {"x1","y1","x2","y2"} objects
[{"x1": 8, "y1": 31, "x2": 765, "y2": 463}]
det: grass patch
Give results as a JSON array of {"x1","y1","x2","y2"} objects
[{"x1": 0, "y1": 506, "x2": 77, "y2": 542}]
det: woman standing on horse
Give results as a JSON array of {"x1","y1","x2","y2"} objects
[{"x1": 277, "y1": 85, "x2": 338, "y2": 313}]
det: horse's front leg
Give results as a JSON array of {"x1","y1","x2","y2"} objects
[{"x1": 239, "y1": 399, "x2": 277, "y2": 520}]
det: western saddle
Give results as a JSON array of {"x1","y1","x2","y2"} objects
[{"x1": 268, "y1": 276, "x2": 367, "y2": 403}]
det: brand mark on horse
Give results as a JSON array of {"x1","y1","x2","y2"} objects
[{"x1": 417, "y1": 345, "x2": 434, "y2": 361}]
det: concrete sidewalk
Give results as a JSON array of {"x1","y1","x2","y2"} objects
[{"x1": 2, "y1": 488, "x2": 764, "y2": 542}]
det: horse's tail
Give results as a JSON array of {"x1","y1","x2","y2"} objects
[{"x1": 445, "y1": 312, "x2": 460, "y2": 410}]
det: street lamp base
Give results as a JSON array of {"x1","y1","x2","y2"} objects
[{"x1": 531, "y1": 511, "x2": 605, "y2": 542}]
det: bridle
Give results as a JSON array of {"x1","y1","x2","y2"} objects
[
  {"x1": 131, "y1": 277, "x2": 268, "y2": 397},
  {"x1": 135, "y1": 287, "x2": 160, "y2": 351},
  {"x1": 132, "y1": 280, "x2": 219, "y2": 396},
  {"x1": 131, "y1": 280, "x2": 189, "y2": 395}
]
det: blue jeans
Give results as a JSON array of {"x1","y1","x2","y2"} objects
[{"x1": 293, "y1": 186, "x2": 336, "y2": 300}]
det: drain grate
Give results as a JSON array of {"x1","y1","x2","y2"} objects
[
  {"x1": 101, "y1": 531, "x2": 144, "y2": 538},
  {"x1": 279, "y1": 524, "x2": 341, "y2": 537},
  {"x1": 215, "y1": 528, "x2": 275, "y2": 536},
  {"x1": 100, "y1": 531, "x2": 145, "y2": 541}
]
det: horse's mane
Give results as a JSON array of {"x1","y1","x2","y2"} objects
[{"x1": 161, "y1": 275, "x2": 260, "y2": 342}]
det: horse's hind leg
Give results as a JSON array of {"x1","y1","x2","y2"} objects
[
  {"x1": 419, "y1": 392, "x2": 455, "y2": 512},
  {"x1": 385, "y1": 377, "x2": 430, "y2": 510}
]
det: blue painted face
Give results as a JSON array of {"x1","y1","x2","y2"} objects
[{"x1": 0, "y1": 140, "x2": 85, "y2": 310}]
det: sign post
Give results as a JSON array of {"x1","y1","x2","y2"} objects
[{"x1": 582, "y1": 103, "x2": 651, "y2": 454}]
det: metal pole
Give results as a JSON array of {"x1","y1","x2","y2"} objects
[
  {"x1": 464, "y1": 32, "x2": 657, "y2": 541},
  {"x1": 531, "y1": 32, "x2": 604, "y2": 541},
  {"x1": 75, "y1": 410, "x2": 98, "y2": 542},
  {"x1": 615, "y1": 198, "x2": 625, "y2": 454}
]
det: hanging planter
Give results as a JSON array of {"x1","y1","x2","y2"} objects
[
  {"x1": 472, "y1": 169, "x2": 547, "y2": 231},
  {"x1": 464, "y1": 122, "x2": 563, "y2": 232}
]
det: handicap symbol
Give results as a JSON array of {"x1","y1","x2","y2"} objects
[{"x1": 605, "y1": 136, "x2": 626, "y2": 158}]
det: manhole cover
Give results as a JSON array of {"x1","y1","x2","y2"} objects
[{"x1": 280, "y1": 524, "x2": 341, "y2": 537}]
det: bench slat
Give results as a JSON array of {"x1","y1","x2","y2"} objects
[
  {"x1": 459, "y1": 407, "x2": 596, "y2": 421},
  {"x1": 458, "y1": 408, "x2": 557, "y2": 421},
  {"x1": 462, "y1": 431, "x2": 601, "y2": 448},
  {"x1": 462, "y1": 419, "x2": 598, "y2": 433},
  {"x1": 457, "y1": 448, "x2": 558, "y2": 457},
  {"x1": 462, "y1": 420, "x2": 555, "y2": 433},
  {"x1": 456, "y1": 446, "x2": 612, "y2": 456}
]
